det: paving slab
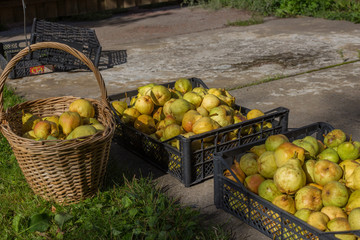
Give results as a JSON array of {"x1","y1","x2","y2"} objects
[{"x1": 1, "y1": 5, "x2": 360, "y2": 240}]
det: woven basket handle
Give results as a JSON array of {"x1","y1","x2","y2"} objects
[{"x1": 0, "y1": 41, "x2": 109, "y2": 113}]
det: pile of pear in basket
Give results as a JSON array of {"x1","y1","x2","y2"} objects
[{"x1": 0, "y1": 42, "x2": 116, "y2": 204}]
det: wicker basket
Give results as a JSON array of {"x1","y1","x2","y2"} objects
[{"x1": 0, "y1": 42, "x2": 116, "y2": 204}]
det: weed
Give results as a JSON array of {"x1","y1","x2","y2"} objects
[{"x1": 227, "y1": 14, "x2": 264, "y2": 26}]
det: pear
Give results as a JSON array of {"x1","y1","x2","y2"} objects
[
  {"x1": 112, "y1": 100, "x2": 128, "y2": 116},
  {"x1": 327, "y1": 218, "x2": 356, "y2": 240},
  {"x1": 192, "y1": 117, "x2": 221, "y2": 142},
  {"x1": 150, "y1": 85, "x2": 171, "y2": 106},
  {"x1": 22, "y1": 113, "x2": 41, "y2": 132},
  {"x1": 246, "y1": 109, "x2": 264, "y2": 120},
  {"x1": 272, "y1": 194, "x2": 296, "y2": 214},
  {"x1": 294, "y1": 208, "x2": 313, "y2": 222},
  {"x1": 66, "y1": 125, "x2": 97, "y2": 140},
  {"x1": 162, "y1": 123, "x2": 183, "y2": 141},
  {"x1": 82, "y1": 117, "x2": 100, "y2": 125},
  {"x1": 322, "y1": 181, "x2": 349, "y2": 208},
  {"x1": 303, "y1": 159, "x2": 316, "y2": 183},
  {"x1": 59, "y1": 111, "x2": 82, "y2": 136},
  {"x1": 135, "y1": 95, "x2": 154, "y2": 115},
  {"x1": 324, "y1": 129, "x2": 346, "y2": 148},
  {"x1": 339, "y1": 160, "x2": 360, "y2": 181},
  {"x1": 292, "y1": 139, "x2": 317, "y2": 159},
  {"x1": 92, "y1": 123, "x2": 105, "y2": 131},
  {"x1": 42, "y1": 115, "x2": 60, "y2": 126},
  {"x1": 121, "y1": 108, "x2": 141, "y2": 125},
  {"x1": 337, "y1": 140, "x2": 360, "y2": 161},
  {"x1": 196, "y1": 106, "x2": 208, "y2": 117},
  {"x1": 257, "y1": 151, "x2": 278, "y2": 178},
  {"x1": 138, "y1": 83, "x2": 156, "y2": 96},
  {"x1": 69, "y1": 98, "x2": 95, "y2": 118},
  {"x1": 273, "y1": 160, "x2": 306, "y2": 195},
  {"x1": 317, "y1": 148, "x2": 340, "y2": 163},
  {"x1": 264, "y1": 134, "x2": 289, "y2": 151},
  {"x1": 163, "y1": 98, "x2": 176, "y2": 116},
  {"x1": 170, "y1": 98, "x2": 192, "y2": 124},
  {"x1": 321, "y1": 206, "x2": 348, "y2": 220},
  {"x1": 33, "y1": 120, "x2": 59, "y2": 139},
  {"x1": 201, "y1": 94, "x2": 220, "y2": 112},
  {"x1": 152, "y1": 107, "x2": 165, "y2": 123},
  {"x1": 348, "y1": 208, "x2": 360, "y2": 230},
  {"x1": 239, "y1": 153, "x2": 259, "y2": 176},
  {"x1": 183, "y1": 92, "x2": 203, "y2": 108},
  {"x1": 192, "y1": 87, "x2": 208, "y2": 97},
  {"x1": 303, "y1": 136, "x2": 320, "y2": 155},
  {"x1": 274, "y1": 142, "x2": 305, "y2": 167},
  {"x1": 295, "y1": 186, "x2": 322, "y2": 211},
  {"x1": 22, "y1": 130, "x2": 37, "y2": 140},
  {"x1": 345, "y1": 190, "x2": 360, "y2": 214},
  {"x1": 313, "y1": 160, "x2": 342, "y2": 186},
  {"x1": 257, "y1": 179, "x2": 282, "y2": 202},
  {"x1": 307, "y1": 211, "x2": 329, "y2": 231},
  {"x1": 249, "y1": 144, "x2": 267, "y2": 157},
  {"x1": 345, "y1": 166, "x2": 360, "y2": 190},
  {"x1": 181, "y1": 110, "x2": 202, "y2": 133},
  {"x1": 134, "y1": 115, "x2": 157, "y2": 135},
  {"x1": 174, "y1": 78, "x2": 192, "y2": 94},
  {"x1": 209, "y1": 106, "x2": 233, "y2": 127},
  {"x1": 244, "y1": 173, "x2": 265, "y2": 194}
]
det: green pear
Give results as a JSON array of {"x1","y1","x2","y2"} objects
[
  {"x1": 322, "y1": 181, "x2": 349, "y2": 208},
  {"x1": 249, "y1": 144, "x2": 267, "y2": 157},
  {"x1": 337, "y1": 141, "x2": 360, "y2": 161},
  {"x1": 303, "y1": 159, "x2": 316, "y2": 183},
  {"x1": 264, "y1": 134, "x2": 289, "y2": 151},
  {"x1": 348, "y1": 208, "x2": 360, "y2": 230},
  {"x1": 327, "y1": 218, "x2": 355, "y2": 240},
  {"x1": 292, "y1": 139, "x2": 317, "y2": 159},
  {"x1": 174, "y1": 78, "x2": 192, "y2": 94},
  {"x1": 257, "y1": 179, "x2": 282, "y2": 202},
  {"x1": 295, "y1": 186, "x2": 323, "y2": 211},
  {"x1": 324, "y1": 129, "x2": 346, "y2": 148},
  {"x1": 317, "y1": 148, "x2": 340, "y2": 163},
  {"x1": 257, "y1": 151, "x2": 278, "y2": 178},
  {"x1": 303, "y1": 136, "x2": 320, "y2": 155},
  {"x1": 294, "y1": 208, "x2": 313, "y2": 222},
  {"x1": 239, "y1": 153, "x2": 259, "y2": 176}
]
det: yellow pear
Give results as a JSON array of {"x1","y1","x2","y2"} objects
[
  {"x1": 42, "y1": 115, "x2": 59, "y2": 126},
  {"x1": 22, "y1": 130, "x2": 36, "y2": 140},
  {"x1": 59, "y1": 111, "x2": 82, "y2": 136},
  {"x1": 66, "y1": 125, "x2": 97, "y2": 140},
  {"x1": 69, "y1": 98, "x2": 95, "y2": 118},
  {"x1": 22, "y1": 113, "x2": 41, "y2": 132}
]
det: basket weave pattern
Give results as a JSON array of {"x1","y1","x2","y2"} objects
[{"x1": 0, "y1": 42, "x2": 116, "y2": 204}]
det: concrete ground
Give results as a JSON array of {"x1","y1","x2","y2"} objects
[{"x1": 1, "y1": 5, "x2": 360, "y2": 240}]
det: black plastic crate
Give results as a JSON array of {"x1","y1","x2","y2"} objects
[
  {"x1": 214, "y1": 122, "x2": 360, "y2": 239},
  {"x1": 109, "y1": 78, "x2": 289, "y2": 187},
  {"x1": 30, "y1": 18, "x2": 102, "y2": 71},
  {"x1": 98, "y1": 50, "x2": 127, "y2": 69},
  {"x1": 0, "y1": 40, "x2": 44, "y2": 79}
]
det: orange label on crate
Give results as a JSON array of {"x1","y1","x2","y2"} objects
[{"x1": 30, "y1": 65, "x2": 45, "y2": 75}]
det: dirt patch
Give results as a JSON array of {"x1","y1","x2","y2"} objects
[{"x1": 231, "y1": 52, "x2": 322, "y2": 70}]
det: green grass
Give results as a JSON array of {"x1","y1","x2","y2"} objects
[
  {"x1": 227, "y1": 15, "x2": 264, "y2": 26},
  {"x1": 0, "y1": 85, "x2": 232, "y2": 240},
  {"x1": 182, "y1": 0, "x2": 360, "y2": 23}
]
